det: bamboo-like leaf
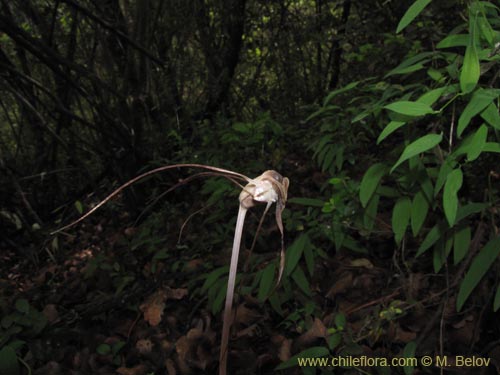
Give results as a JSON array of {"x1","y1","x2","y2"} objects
[
  {"x1": 360, "y1": 163, "x2": 388, "y2": 207},
  {"x1": 392, "y1": 197, "x2": 411, "y2": 244},
  {"x1": 457, "y1": 236, "x2": 500, "y2": 311},
  {"x1": 481, "y1": 103, "x2": 500, "y2": 130},
  {"x1": 377, "y1": 121, "x2": 406, "y2": 144},
  {"x1": 411, "y1": 191, "x2": 429, "y2": 236},
  {"x1": 460, "y1": 21, "x2": 480, "y2": 93},
  {"x1": 285, "y1": 234, "x2": 308, "y2": 276},
  {"x1": 466, "y1": 124, "x2": 488, "y2": 161},
  {"x1": 403, "y1": 341, "x2": 417, "y2": 375},
  {"x1": 396, "y1": 0, "x2": 432, "y2": 33},
  {"x1": 437, "y1": 34, "x2": 469, "y2": 48},
  {"x1": 453, "y1": 226, "x2": 471, "y2": 265},
  {"x1": 391, "y1": 133, "x2": 443, "y2": 173},
  {"x1": 494, "y1": 285, "x2": 500, "y2": 312},
  {"x1": 384, "y1": 101, "x2": 435, "y2": 117},
  {"x1": 457, "y1": 88, "x2": 499, "y2": 136},
  {"x1": 416, "y1": 221, "x2": 446, "y2": 257},
  {"x1": 258, "y1": 262, "x2": 275, "y2": 302},
  {"x1": 443, "y1": 168, "x2": 463, "y2": 227},
  {"x1": 291, "y1": 265, "x2": 311, "y2": 296}
]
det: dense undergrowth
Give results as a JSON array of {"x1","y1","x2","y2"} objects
[{"x1": 2, "y1": 0, "x2": 500, "y2": 374}]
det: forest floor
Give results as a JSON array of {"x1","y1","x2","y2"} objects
[{"x1": 2, "y1": 193, "x2": 500, "y2": 375}]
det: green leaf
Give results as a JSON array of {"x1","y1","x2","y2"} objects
[
  {"x1": 323, "y1": 81, "x2": 360, "y2": 106},
  {"x1": 360, "y1": 163, "x2": 388, "y2": 207},
  {"x1": 411, "y1": 191, "x2": 429, "y2": 236},
  {"x1": 258, "y1": 263, "x2": 275, "y2": 302},
  {"x1": 285, "y1": 234, "x2": 309, "y2": 276},
  {"x1": 377, "y1": 121, "x2": 406, "y2": 144},
  {"x1": 483, "y1": 142, "x2": 500, "y2": 153},
  {"x1": 417, "y1": 86, "x2": 447, "y2": 106},
  {"x1": 200, "y1": 266, "x2": 228, "y2": 293},
  {"x1": 74, "y1": 200, "x2": 83, "y2": 214},
  {"x1": 364, "y1": 193, "x2": 379, "y2": 231},
  {"x1": 494, "y1": 285, "x2": 500, "y2": 312},
  {"x1": 15, "y1": 299, "x2": 30, "y2": 314},
  {"x1": 392, "y1": 197, "x2": 411, "y2": 244},
  {"x1": 453, "y1": 226, "x2": 471, "y2": 265},
  {"x1": 416, "y1": 222, "x2": 446, "y2": 257},
  {"x1": 291, "y1": 265, "x2": 311, "y2": 296},
  {"x1": 391, "y1": 133, "x2": 443, "y2": 173},
  {"x1": 457, "y1": 236, "x2": 500, "y2": 311},
  {"x1": 0, "y1": 345, "x2": 20, "y2": 375},
  {"x1": 386, "y1": 52, "x2": 434, "y2": 77},
  {"x1": 437, "y1": 34, "x2": 469, "y2": 48},
  {"x1": 457, "y1": 89, "x2": 499, "y2": 136},
  {"x1": 435, "y1": 159, "x2": 456, "y2": 196},
  {"x1": 384, "y1": 101, "x2": 435, "y2": 117},
  {"x1": 275, "y1": 346, "x2": 330, "y2": 370},
  {"x1": 433, "y1": 235, "x2": 453, "y2": 273},
  {"x1": 466, "y1": 124, "x2": 488, "y2": 161},
  {"x1": 481, "y1": 103, "x2": 500, "y2": 130},
  {"x1": 96, "y1": 343, "x2": 111, "y2": 355},
  {"x1": 443, "y1": 168, "x2": 463, "y2": 227},
  {"x1": 403, "y1": 341, "x2": 417, "y2": 375},
  {"x1": 396, "y1": 0, "x2": 432, "y2": 33},
  {"x1": 456, "y1": 202, "x2": 488, "y2": 222},
  {"x1": 303, "y1": 246, "x2": 315, "y2": 276},
  {"x1": 460, "y1": 24, "x2": 480, "y2": 93},
  {"x1": 288, "y1": 197, "x2": 325, "y2": 207}
]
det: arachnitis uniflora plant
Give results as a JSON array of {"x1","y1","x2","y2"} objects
[{"x1": 52, "y1": 164, "x2": 289, "y2": 375}]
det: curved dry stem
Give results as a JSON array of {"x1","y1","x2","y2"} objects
[
  {"x1": 135, "y1": 171, "x2": 248, "y2": 225},
  {"x1": 51, "y1": 164, "x2": 251, "y2": 234}
]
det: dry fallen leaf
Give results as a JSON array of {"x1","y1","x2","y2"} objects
[
  {"x1": 116, "y1": 364, "x2": 148, "y2": 375},
  {"x1": 136, "y1": 338, "x2": 153, "y2": 355},
  {"x1": 42, "y1": 304, "x2": 59, "y2": 323},
  {"x1": 140, "y1": 290, "x2": 167, "y2": 326}
]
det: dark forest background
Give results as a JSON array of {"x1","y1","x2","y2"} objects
[{"x1": 2, "y1": 0, "x2": 500, "y2": 374}]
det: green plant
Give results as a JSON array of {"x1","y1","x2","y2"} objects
[
  {"x1": 0, "y1": 299, "x2": 47, "y2": 375},
  {"x1": 310, "y1": 0, "x2": 500, "y2": 316}
]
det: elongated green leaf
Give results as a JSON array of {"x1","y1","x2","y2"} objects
[
  {"x1": 494, "y1": 285, "x2": 500, "y2": 312},
  {"x1": 403, "y1": 341, "x2": 417, "y2": 375},
  {"x1": 285, "y1": 234, "x2": 309, "y2": 276},
  {"x1": 386, "y1": 62, "x2": 427, "y2": 77},
  {"x1": 460, "y1": 22, "x2": 480, "y2": 93},
  {"x1": 364, "y1": 193, "x2": 379, "y2": 231},
  {"x1": 258, "y1": 263, "x2": 275, "y2": 302},
  {"x1": 481, "y1": 103, "x2": 500, "y2": 130},
  {"x1": 275, "y1": 346, "x2": 330, "y2": 370},
  {"x1": 385, "y1": 52, "x2": 435, "y2": 77},
  {"x1": 0, "y1": 346, "x2": 20, "y2": 375},
  {"x1": 437, "y1": 34, "x2": 469, "y2": 48},
  {"x1": 360, "y1": 163, "x2": 388, "y2": 207},
  {"x1": 417, "y1": 86, "x2": 447, "y2": 106},
  {"x1": 453, "y1": 226, "x2": 471, "y2": 265},
  {"x1": 457, "y1": 88, "x2": 499, "y2": 136},
  {"x1": 384, "y1": 101, "x2": 435, "y2": 117},
  {"x1": 433, "y1": 236, "x2": 453, "y2": 273},
  {"x1": 288, "y1": 197, "x2": 325, "y2": 207},
  {"x1": 392, "y1": 197, "x2": 411, "y2": 244},
  {"x1": 291, "y1": 265, "x2": 311, "y2": 296},
  {"x1": 456, "y1": 202, "x2": 488, "y2": 222},
  {"x1": 434, "y1": 157, "x2": 457, "y2": 197},
  {"x1": 483, "y1": 142, "x2": 500, "y2": 153},
  {"x1": 201, "y1": 266, "x2": 228, "y2": 293},
  {"x1": 457, "y1": 236, "x2": 500, "y2": 311},
  {"x1": 411, "y1": 191, "x2": 429, "y2": 236},
  {"x1": 377, "y1": 121, "x2": 406, "y2": 144},
  {"x1": 391, "y1": 133, "x2": 443, "y2": 173},
  {"x1": 443, "y1": 168, "x2": 463, "y2": 227},
  {"x1": 416, "y1": 221, "x2": 446, "y2": 257},
  {"x1": 323, "y1": 81, "x2": 360, "y2": 106},
  {"x1": 396, "y1": 0, "x2": 432, "y2": 33},
  {"x1": 466, "y1": 124, "x2": 488, "y2": 161}
]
